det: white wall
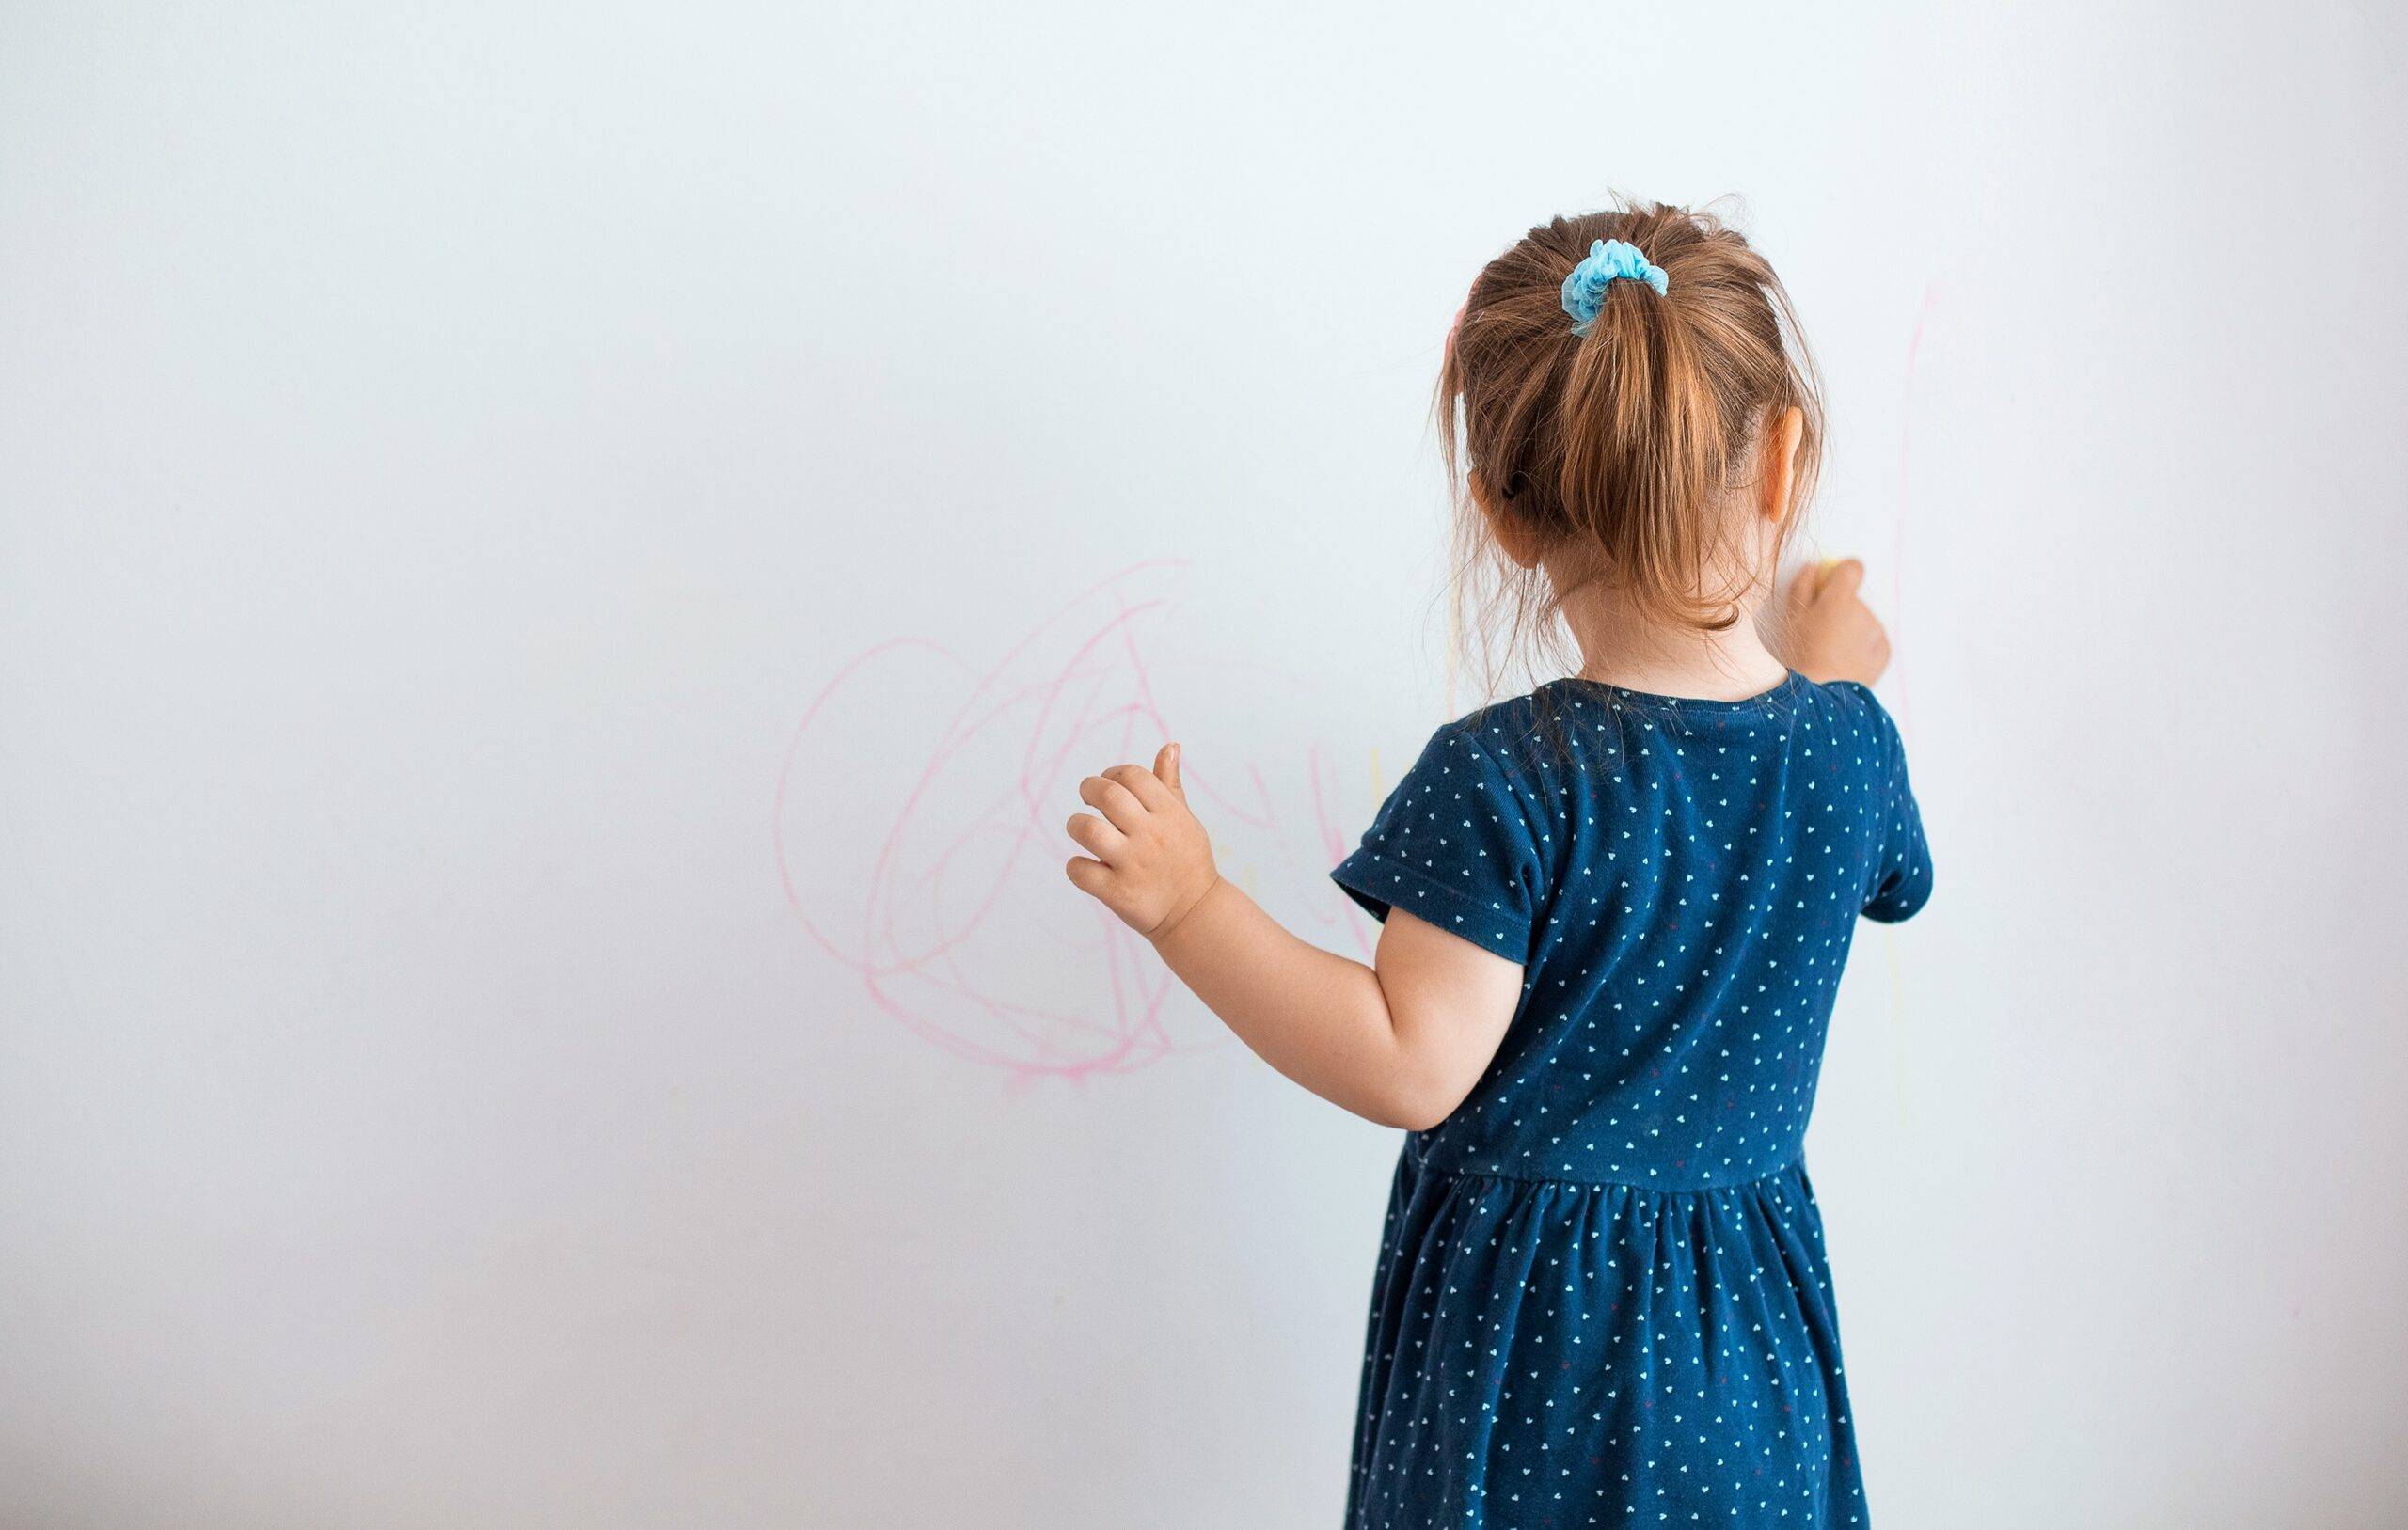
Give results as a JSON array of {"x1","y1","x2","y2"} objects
[{"x1": 4, "y1": 3, "x2": 2404, "y2": 1525}]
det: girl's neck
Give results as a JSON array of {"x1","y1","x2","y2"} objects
[{"x1": 1558, "y1": 585, "x2": 1787, "y2": 702}]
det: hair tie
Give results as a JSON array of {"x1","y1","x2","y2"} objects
[{"x1": 1560, "y1": 239, "x2": 1669, "y2": 336}]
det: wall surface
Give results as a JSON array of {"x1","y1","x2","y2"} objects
[{"x1": 4, "y1": 3, "x2": 2405, "y2": 1525}]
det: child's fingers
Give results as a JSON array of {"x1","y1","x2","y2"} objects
[
  {"x1": 1783, "y1": 561, "x2": 1829, "y2": 615},
  {"x1": 1079, "y1": 772, "x2": 1149, "y2": 829},
  {"x1": 1101, "y1": 762, "x2": 1175, "y2": 813},
  {"x1": 1152, "y1": 742, "x2": 1184, "y2": 797},
  {"x1": 1818, "y1": 558, "x2": 1866, "y2": 601},
  {"x1": 1064, "y1": 855, "x2": 1111, "y2": 896},
  {"x1": 1065, "y1": 812, "x2": 1125, "y2": 860}
]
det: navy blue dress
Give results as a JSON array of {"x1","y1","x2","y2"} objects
[{"x1": 1330, "y1": 673, "x2": 1932, "y2": 1528}]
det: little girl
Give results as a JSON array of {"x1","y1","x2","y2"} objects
[{"x1": 1064, "y1": 201, "x2": 1932, "y2": 1528}]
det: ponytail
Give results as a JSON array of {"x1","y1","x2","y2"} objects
[
  {"x1": 1439, "y1": 199, "x2": 1823, "y2": 691},
  {"x1": 1554, "y1": 267, "x2": 1735, "y2": 630}
]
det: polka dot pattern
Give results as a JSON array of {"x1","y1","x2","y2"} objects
[{"x1": 1329, "y1": 673, "x2": 1932, "y2": 1526}]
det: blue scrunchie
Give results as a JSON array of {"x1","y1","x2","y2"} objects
[{"x1": 1560, "y1": 238, "x2": 1669, "y2": 335}]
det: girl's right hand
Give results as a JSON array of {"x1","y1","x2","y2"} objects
[
  {"x1": 1778, "y1": 558, "x2": 1892, "y2": 686},
  {"x1": 1063, "y1": 744, "x2": 1223, "y2": 942}
]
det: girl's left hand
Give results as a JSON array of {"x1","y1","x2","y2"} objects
[
  {"x1": 1777, "y1": 558, "x2": 1892, "y2": 686},
  {"x1": 1064, "y1": 744, "x2": 1222, "y2": 940}
]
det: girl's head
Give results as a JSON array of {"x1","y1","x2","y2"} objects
[{"x1": 1439, "y1": 199, "x2": 1824, "y2": 682}]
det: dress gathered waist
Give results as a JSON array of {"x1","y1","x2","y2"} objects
[{"x1": 1402, "y1": 1132, "x2": 1814, "y2": 1197}]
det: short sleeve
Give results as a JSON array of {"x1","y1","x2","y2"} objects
[
  {"x1": 1330, "y1": 723, "x2": 1544, "y2": 962},
  {"x1": 1846, "y1": 687, "x2": 1934, "y2": 924}
]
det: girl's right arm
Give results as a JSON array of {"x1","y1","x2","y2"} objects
[{"x1": 1064, "y1": 747, "x2": 1521, "y2": 1131}]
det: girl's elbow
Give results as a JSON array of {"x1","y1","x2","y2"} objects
[
  {"x1": 1375, "y1": 1071, "x2": 1475, "y2": 1133},
  {"x1": 1358, "y1": 1098, "x2": 1447, "y2": 1133}
]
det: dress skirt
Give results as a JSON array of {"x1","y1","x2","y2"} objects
[{"x1": 1344, "y1": 1144, "x2": 1867, "y2": 1528}]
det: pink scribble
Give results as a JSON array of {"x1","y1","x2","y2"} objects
[{"x1": 774, "y1": 561, "x2": 1375, "y2": 1083}]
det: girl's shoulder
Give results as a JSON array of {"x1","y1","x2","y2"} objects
[
  {"x1": 1442, "y1": 691, "x2": 1549, "y2": 751},
  {"x1": 1810, "y1": 675, "x2": 1886, "y2": 717},
  {"x1": 1799, "y1": 676, "x2": 1909, "y2": 761}
]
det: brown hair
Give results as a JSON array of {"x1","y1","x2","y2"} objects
[{"x1": 1437, "y1": 198, "x2": 1824, "y2": 698}]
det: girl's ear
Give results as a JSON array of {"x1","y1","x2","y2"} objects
[
  {"x1": 1470, "y1": 471, "x2": 1545, "y2": 570},
  {"x1": 1757, "y1": 406, "x2": 1805, "y2": 525}
]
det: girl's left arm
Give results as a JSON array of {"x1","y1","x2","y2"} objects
[{"x1": 1065, "y1": 747, "x2": 1520, "y2": 1131}]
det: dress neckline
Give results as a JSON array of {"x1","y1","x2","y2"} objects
[{"x1": 1546, "y1": 668, "x2": 1805, "y2": 714}]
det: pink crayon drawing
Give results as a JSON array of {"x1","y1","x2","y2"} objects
[{"x1": 775, "y1": 561, "x2": 1376, "y2": 1082}]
